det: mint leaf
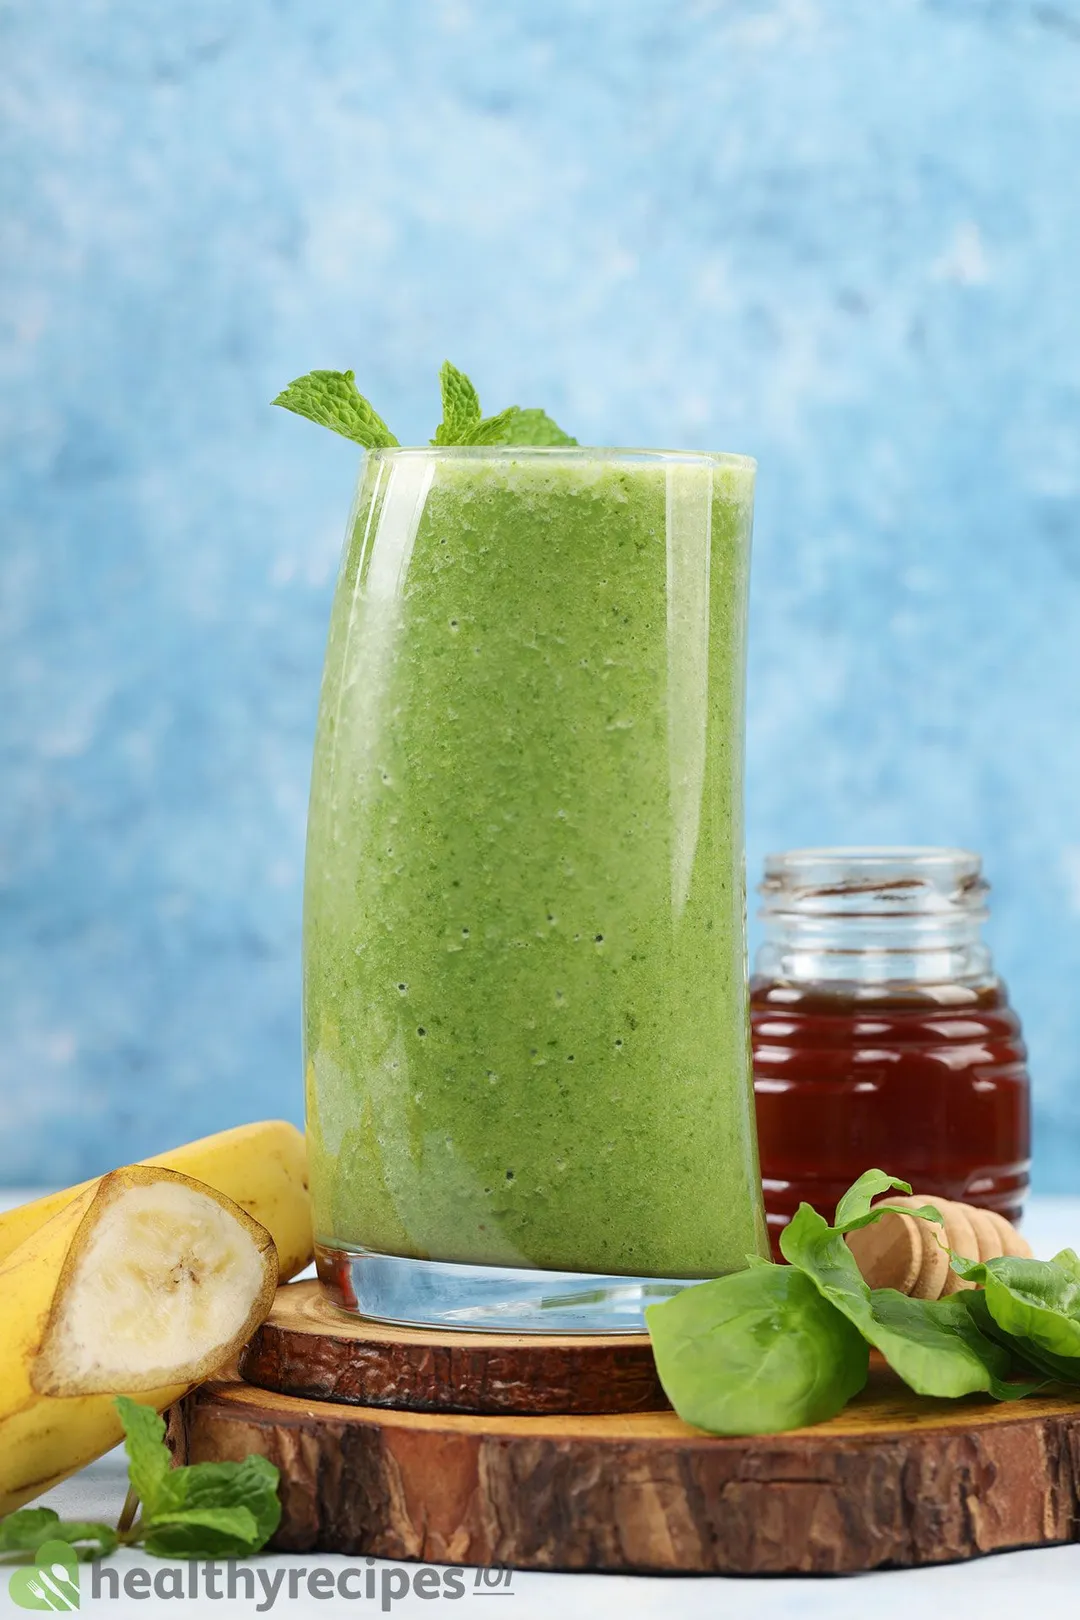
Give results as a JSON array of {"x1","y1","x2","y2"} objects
[
  {"x1": 273, "y1": 370, "x2": 399, "y2": 449},
  {"x1": 115, "y1": 1395, "x2": 280, "y2": 1559},
  {"x1": 0, "y1": 1510, "x2": 117, "y2": 1563},
  {"x1": 40, "y1": 1523, "x2": 119, "y2": 1562},
  {"x1": 467, "y1": 406, "x2": 523, "y2": 446},
  {"x1": 0, "y1": 1509, "x2": 59, "y2": 1552},
  {"x1": 497, "y1": 406, "x2": 577, "y2": 446},
  {"x1": 154, "y1": 1454, "x2": 281, "y2": 1548},
  {"x1": 646, "y1": 1263, "x2": 868, "y2": 1435},
  {"x1": 115, "y1": 1397, "x2": 171, "y2": 1515},
  {"x1": 275, "y1": 362, "x2": 575, "y2": 450},
  {"x1": 429, "y1": 363, "x2": 576, "y2": 447},
  {"x1": 432, "y1": 361, "x2": 482, "y2": 445},
  {"x1": 467, "y1": 405, "x2": 578, "y2": 447},
  {"x1": 142, "y1": 1506, "x2": 261, "y2": 1560}
]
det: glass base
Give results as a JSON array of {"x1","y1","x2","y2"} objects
[{"x1": 316, "y1": 1242, "x2": 697, "y2": 1334}]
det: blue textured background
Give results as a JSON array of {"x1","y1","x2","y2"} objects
[{"x1": 3, "y1": 0, "x2": 1079, "y2": 1188}]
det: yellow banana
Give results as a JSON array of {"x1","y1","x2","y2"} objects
[
  {"x1": 0, "y1": 1165, "x2": 278, "y2": 1516},
  {"x1": 0, "y1": 1120, "x2": 312, "y2": 1278}
]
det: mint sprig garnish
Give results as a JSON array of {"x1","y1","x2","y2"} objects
[
  {"x1": 274, "y1": 360, "x2": 576, "y2": 449},
  {"x1": 115, "y1": 1396, "x2": 281, "y2": 1559},
  {"x1": 0, "y1": 1398, "x2": 281, "y2": 1564},
  {"x1": 495, "y1": 406, "x2": 578, "y2": 446},
  {"x1": 432, "y1": 360, "x2": 482, "y2": 444},
  {"x1": 117, "y1": 1393, "x2": 171, "y2": 1509},
  {"x1": 272, "y1": 369, "x2": 399, "y2": 449},
  {"x1": 0, "y1": 1509, "x2": 116, "y2": 1562}
]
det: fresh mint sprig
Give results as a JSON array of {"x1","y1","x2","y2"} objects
[
  {"x1": 273, "y1": 360, "x2": 576, "y2": 449},
  {"x1": 0, "y1": 1509, "x2": 116, "y2": 1563},
  {"x1": 432, "y1": 360, "x2": 482, "y2": 444},
  {"x1": 272, "y1": 369, "x2": 399, "y2": 449},
  {"x1": 0, "y1": 1398, "x2": 281, "y2": 1564}
]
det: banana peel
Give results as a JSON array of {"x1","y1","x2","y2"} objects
[{"x1": 0, "y1": 1120, "x2": 312, "y2": 1278}]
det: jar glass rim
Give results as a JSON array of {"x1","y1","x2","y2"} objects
[
  {"x1": 758, "y1": 847, "x2": 988, "y2": 917},
  {"x1": 763, "y1": 846, "x2": 980, "y2": 867}
]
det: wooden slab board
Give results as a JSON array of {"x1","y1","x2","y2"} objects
[
  {"x1": 238, "y1": 1280, "x2": 665, "y2": 1416},
  {"x1": 174, "y1": 1363, "x2": 1080, "y2": 1575}
]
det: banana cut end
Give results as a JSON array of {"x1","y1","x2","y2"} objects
[{"x1": 31, "y1": 1166, "x2": 279, "y2": 1397}]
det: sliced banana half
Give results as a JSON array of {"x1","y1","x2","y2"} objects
[{"x1": 32, "y1": 1165, "x2": 278, "y2": 1397}]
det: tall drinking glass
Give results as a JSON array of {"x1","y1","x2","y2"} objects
[{"x1": 304, "y1": 447, "x2": 766, "y2": 1331}]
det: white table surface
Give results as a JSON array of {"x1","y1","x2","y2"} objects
[{"x1": 3, "y1": 1192, "x2": 1079, "y2": 1617}]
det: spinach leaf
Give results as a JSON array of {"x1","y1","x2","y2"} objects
[
  {"x1": 834, "y1": 1169, "x2": 912, "y2": 1228},
  {"x1": 832, "y1": 1168, "x2": 945, "y2": 1236},
  {"x1": 951, "y1": 1249, "x2": 1080, "y2": 1360},
  {"x1": 780, "y1": 1202, "x2": 1033, "y2": 1399},
  {"x1": 646, "y1": 1263, "x2": 868, "y2": 1435},
  {"x1": 1051, "y1": 1247, "x2": 1080, "y2": 1284},
  {"x1": 963, "y1": 1288, "x2": 1072, "y2": 1384}
]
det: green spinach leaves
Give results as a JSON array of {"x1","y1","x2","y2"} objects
[
  {"x1": 780, "y1": 1202, "x2": 1029, "y2": 1400},
  {"x1": 950, "y1": 1248, "x2": 1080, "y2": 1361},
  {"x1": 645, "y1": 1262, "x2": 868, "y2": 1435},
  {"x1": 647, "y1": 1170, "x2": 1069, "y2": 1436}
]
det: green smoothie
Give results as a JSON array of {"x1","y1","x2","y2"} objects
[{"x1": 304, "y1": 447, "x2": 766, "y2": 1278}]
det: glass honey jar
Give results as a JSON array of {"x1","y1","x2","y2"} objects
[{"x1": 750, "y1": 848, "x2": 1031, "y2": 1255}]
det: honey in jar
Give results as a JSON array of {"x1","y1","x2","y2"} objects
[{"x1": 750, "y1": 848, "x2": 1030, "y2": 1256}]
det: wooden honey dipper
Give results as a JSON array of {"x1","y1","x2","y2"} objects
[{"x1": 845, "y1": 1196, "x2": 1032, "y2": 1300}]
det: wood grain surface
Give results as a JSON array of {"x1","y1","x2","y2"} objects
[
  {"x1": 237, "y1": 1280, "x2": 667, "y2": 1415},
  {"x1": 174, "y1": 1360, "x2": 1080, "y2": 1574}
]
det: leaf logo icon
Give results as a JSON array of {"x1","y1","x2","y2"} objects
[{"x1": 8, "y1": 1541, "x2": 80, "y2": 1610}]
